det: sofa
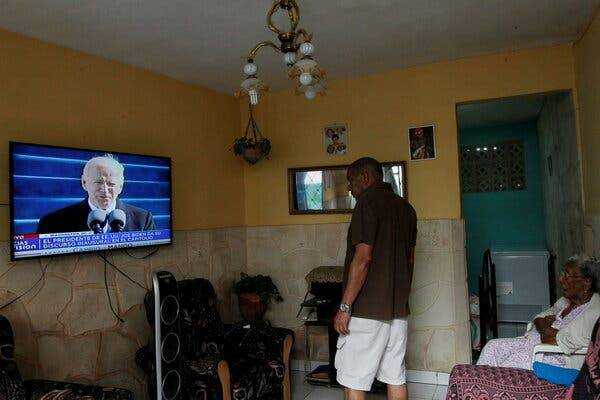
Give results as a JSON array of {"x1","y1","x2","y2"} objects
[{"x1": 447, "y1": 317, "x2": 600, "y2": 400}]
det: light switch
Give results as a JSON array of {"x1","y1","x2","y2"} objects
[{"x1": 497, "y1": 281, "x2": 513, "y2": 296}]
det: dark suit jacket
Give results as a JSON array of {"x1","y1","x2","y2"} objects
[{"x1": 36, "y1": 199, "x2": 156, "y2": 234}]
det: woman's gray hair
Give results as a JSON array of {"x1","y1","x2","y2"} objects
[{"x1": 569, "y1": 254, "x2": 600, "y2": 293}]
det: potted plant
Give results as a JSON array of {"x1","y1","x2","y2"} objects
[
  {"x1": 232, "y1": 103, "x2": 271, "y2": 165},
  {"x1": 233, "y1": 273, "x2": 283, "y2": 321}
]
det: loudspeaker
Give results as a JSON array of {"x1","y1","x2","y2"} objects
[{"x1": 152, "y1": 271, "x2": 182, "y2": 400}]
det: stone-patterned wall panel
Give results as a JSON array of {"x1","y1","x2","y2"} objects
[
  {"x1": 426, "y1": 328, "x2": 457, "y2": 371},
  {"x1": 246, "y1": 219, "x2": 471, "y2": 374},
  {"x1": 37, "y1": 334, "x2": 100, "y2": 381},
  {"x1": 406, "y1": 329, "x2": 434, "y2": 371},
  {"x1": 410, "y1": 282, "x2": 454, "y2": 327},
  {"x1": 25, "y1": 275, "x2": 71, "y2": 333},
  {"x1": 314, "y1": 223, "x2": 348, "y2": 265},
  {"x1": 415, "y1": 220, "x2": 451, "y2": 251},
  {"x1": 72, "y1": 255, "x2": 112, "y2": 286},
  {"x1": 59, "y1": 286, "x2": 121, "y2": 336},
  {"x1": 97, "y1": 331, "x2": 139, "y2": 376},
  {"x1": 119, "y1": 305, "x2": 150, "y2": 348},
  {"x1": 114, "y1": 262, "x2": 149, "y2": 314},
  {"x1": 0, "y1": 227, "x2": 245, "y2": 400}
]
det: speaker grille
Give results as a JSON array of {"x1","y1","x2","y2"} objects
[
  {"x1": 160, "y1": 294, "x2": 179, "y2": 326},
  {"x1": 161, "y1": 370, "x2": 181, "y2": 400},
  {"x1": 161, "y1": 332, "x2": 181, "y2": 364}
]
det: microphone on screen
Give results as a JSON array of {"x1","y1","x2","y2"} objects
[
  {"x1": 87, "y1": 210, "x2": 107, "y2": 234},
  {"x1": 108, "y1": 209, "x2": 126, "y2": 232}
]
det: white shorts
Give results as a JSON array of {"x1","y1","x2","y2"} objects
[{"x1": 334, "y1": 317, "x2": 408, "y2": 391}]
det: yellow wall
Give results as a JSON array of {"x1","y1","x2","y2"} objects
[
  {"x1": 242, "y1": 45, "x2": 576, "y2": 226},
  {"x1": 0, "y1": 29, "x2": 245, "y2": 240},
  {"x1": 575, "y1": 9, "x2": 600, "y2": 216}
]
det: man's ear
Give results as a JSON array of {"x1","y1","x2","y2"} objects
[{"x1": 81, "y1": 176, "x2": 87, "y2": 191}]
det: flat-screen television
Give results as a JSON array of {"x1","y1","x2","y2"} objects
[{"x1": 9, "y1": 141, "x2": 172, "y2": 260}]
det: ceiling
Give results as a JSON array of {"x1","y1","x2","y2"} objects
[
  {"x1": 0, "y1": 1, "x2": 598, "y2": 94},
  {"x1": 456, "y1": 93, "x2": 556, "y2": 129}
]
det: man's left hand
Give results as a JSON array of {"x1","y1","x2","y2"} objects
[{"x1": 334, "y1": 310, "x2": 350, "y2": 336}]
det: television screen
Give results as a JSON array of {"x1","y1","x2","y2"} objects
[{"x1": 9, "y1": 142, "x2": 172, "y2": 260}]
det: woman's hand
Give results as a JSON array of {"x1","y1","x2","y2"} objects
[
  {"x1": 541, "y1": 327, "x2": 558, "y2": 345},
  {"x1": 544, "y1": 315, "x2": 556, "y2": 326}
]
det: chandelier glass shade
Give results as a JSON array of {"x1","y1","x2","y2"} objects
[{"x1": 235, "y1": 0, "x2": 326, "y2": 105}]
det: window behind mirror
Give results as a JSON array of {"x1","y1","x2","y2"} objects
[{"x1": 288, "y1": 161, "x2": 407, "y2": 215}]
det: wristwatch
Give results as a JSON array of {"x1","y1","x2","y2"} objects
[{"x1": 339, "y1": 303, "x2": 351, "y2": 314}]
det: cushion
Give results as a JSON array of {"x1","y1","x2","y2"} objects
[{"x1": 533, "y1": 361, "x2": 579, "y2": 386}]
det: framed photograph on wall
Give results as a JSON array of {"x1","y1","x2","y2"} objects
[
  {"x1": 323, "y1": 123, "x2": 348, "y2": 156},
  {"x1": 408, "y1": 124, "x2": 436, "y2": 160}
]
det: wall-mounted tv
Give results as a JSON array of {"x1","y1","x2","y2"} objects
[{"x1": 9, "y1": 142, "x2": 172, "y2": 260}]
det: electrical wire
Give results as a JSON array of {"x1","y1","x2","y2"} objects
[
  {"x1": 96, "y1": 252, "x2": 148, "y2": 290},
  {"x1": 0, "y1": 258, "x2": 51, "y2": 311},
  {"x1": 103, "y1": 258, "x2": 124, "y2": 323},
  {"x1": 124, "y1": 246, "x2": 159, "y2": 259}
]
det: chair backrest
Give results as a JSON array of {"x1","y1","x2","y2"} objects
[
  {"x1": 479, "y1": 249, "x2": 498, "y2": 348},
  {"x1": 0, "y1": 314, "x2": 25, "y2": 398},
  {"x1": 0, "y1": 315, "x2": 15, "y2": 366}
]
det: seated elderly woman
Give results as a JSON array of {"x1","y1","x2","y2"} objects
[{"x1": 477, "y1": 255, "x2": 600, "y2": 370}]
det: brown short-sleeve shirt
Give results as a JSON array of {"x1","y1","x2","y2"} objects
[{"x1": 343, "y1": 182, "x2": 417, "y2": 320}]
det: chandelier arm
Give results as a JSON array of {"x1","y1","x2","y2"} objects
[
  {"x1": 266, "y1": 1, "x2": 284, "y2": 36},
  {"x1": 247, "y1": 41, "x2": 282, "y2": 61},
  {"x1": 294, "y1": 28, "x2": 313, "y2": 45},
  {"x1": 287, "y1": 2, "x2": 300, "y2": 32}
]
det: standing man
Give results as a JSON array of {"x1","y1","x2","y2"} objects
[{"x1": 334, "y1": 157, "x2": 417, "y2": 400}]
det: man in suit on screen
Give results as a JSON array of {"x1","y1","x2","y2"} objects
[{"x1": 36, "y1": 154, "x2": 156, "y2": 234}]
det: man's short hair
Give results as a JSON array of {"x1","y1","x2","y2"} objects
[
  {"x1": 348, "y1": 157, "x2": 383, "y2": 181},
  {"x1": 82, "y1": 154, "x2": 125, "y2": 180}
]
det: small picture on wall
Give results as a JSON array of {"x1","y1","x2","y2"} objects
[
  {"x1": 408, "y1": 124, "x2": 436, "y2": 160},
  {"x1": 324, "y1": 123, "x2": 348, "y2": 156}
]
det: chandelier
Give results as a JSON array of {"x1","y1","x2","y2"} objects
[{"x1": 235, "y1": 0, "x2": 326, "y2": 105}]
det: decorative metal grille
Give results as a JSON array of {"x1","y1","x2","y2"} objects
[
  {"x1": 303, "y1": 171, "x2": 324, "y2": 210},
  {"x1": 460, "y1": 141, "x2": 526, "y2": 193}
]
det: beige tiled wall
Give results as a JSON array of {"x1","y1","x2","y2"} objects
[
  {"x1": 0, "y1": 228, "x2": 246, "y2": 399},
  {"x1": 1, "y1": 220, "x2": 470, "y2": 400},
  {"x1": 246, "y1": 219, "x2": 471, "y2": 373}
]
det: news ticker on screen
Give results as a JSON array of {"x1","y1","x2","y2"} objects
[{"x1": 12, "y1": 229, "x2": 171, "y2": 258}]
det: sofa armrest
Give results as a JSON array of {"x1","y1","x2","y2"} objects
[
  {"x1": 217, "y1": 360, "x2": 232, "y2": 400},
  {"x1": 533, "y1": 344, "x2": 588, "y2": 356},
  {"x1": 533, "y1": 344, "x2": 588, "y2": 369}
]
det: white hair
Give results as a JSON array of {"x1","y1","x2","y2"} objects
[
  {"x1": 568, "y1": 254, "x2": 600, "y2": 293},
  {"x1": 82, "y1": 154, "x2": 124, "y2": 180}
]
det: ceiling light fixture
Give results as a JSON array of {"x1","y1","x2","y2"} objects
[{"x1": 235, "y1": 0, "x2": 326, "y2": 105}]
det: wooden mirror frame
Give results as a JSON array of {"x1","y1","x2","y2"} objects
[{"x1": 287, "y1": 161, "x2": 408, "y2": 215}]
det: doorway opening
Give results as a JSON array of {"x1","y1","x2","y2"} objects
[{"x1": 456, "y1": 91, "x2": 585, "y2": 347}]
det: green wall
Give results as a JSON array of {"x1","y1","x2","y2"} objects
[{"x1": 460, "y1": 121, "x2": 547, "y2": 292}]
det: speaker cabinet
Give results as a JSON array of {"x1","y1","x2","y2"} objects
[{"x1": 152, "y1": 271, "x2": 182, "y2": 400}]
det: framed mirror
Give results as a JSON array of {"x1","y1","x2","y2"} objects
[{"x1": 288, "y1": 161, "x2": 407, "y2": 215}]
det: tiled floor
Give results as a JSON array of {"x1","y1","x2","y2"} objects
[{"x1": 292, "y1": 371, "x2": 448, "y2": 399}]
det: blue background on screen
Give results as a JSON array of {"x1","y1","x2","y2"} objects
[{"x1": 11, "y1": 143, "x2": 171, "y2": 234}]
